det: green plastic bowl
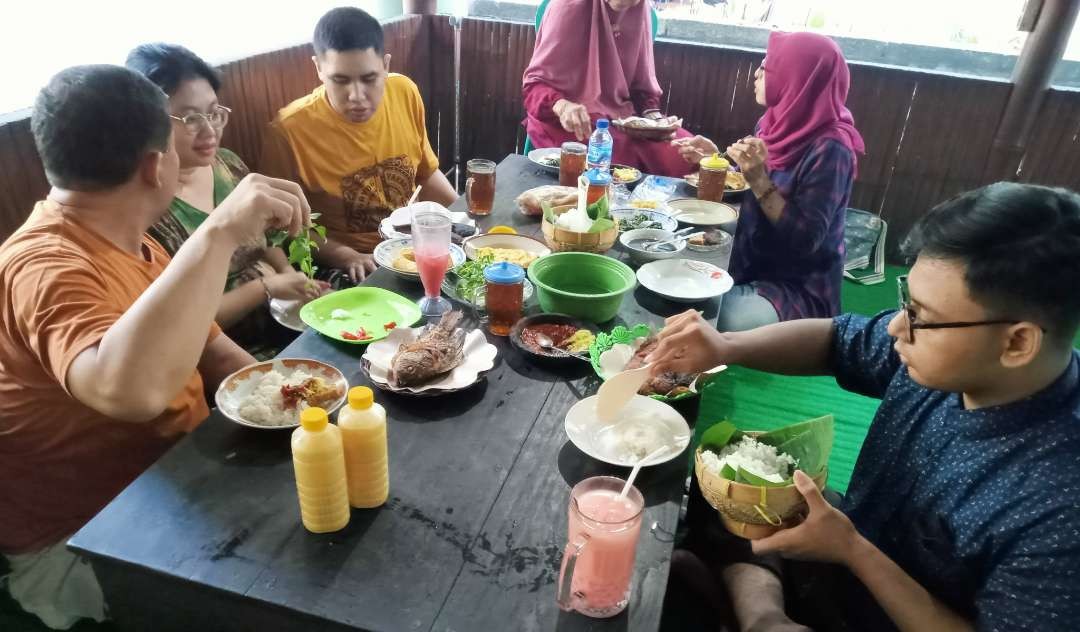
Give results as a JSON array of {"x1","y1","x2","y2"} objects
[{"x1": 527, "y1": 252, "x2": 636, "y2": 323}]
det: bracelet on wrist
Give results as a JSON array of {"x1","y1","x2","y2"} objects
[{"x1": 258, "y1": 276, "x2": 272, "y2": 301}]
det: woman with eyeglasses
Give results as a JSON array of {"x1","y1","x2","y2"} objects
[
  {"x1": 673, "y1": 31, "x2": 865, "y2": 332},
  {"x1": 127, "y1": 44, "x2": 319, "y2": 358}
]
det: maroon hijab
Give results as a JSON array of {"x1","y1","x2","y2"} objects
[
  {"x1": 522, "y1": 0, "x2": 660, "y2": 119},
  {"x1": 757, "y1": 31, "x2": 865, "y2": 173}
]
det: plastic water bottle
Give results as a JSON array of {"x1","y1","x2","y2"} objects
[{"x1": 586, "y1": 119, "x2": 614, "y2": 172}]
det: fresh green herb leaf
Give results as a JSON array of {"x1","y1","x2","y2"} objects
[
  {"x1": 270, "y1": 220, "x2": 326, "y2": 279},
  {"x1": 452, "y1": 254, "x2": 495, "y2": 303}
]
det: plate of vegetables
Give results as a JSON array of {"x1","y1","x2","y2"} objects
[
  {"x1": 610, "y1": 208, "x2": 678, "y2": 232},
  {"x1": 299, "y1": 287, "x2": 422, "y2": 344}
]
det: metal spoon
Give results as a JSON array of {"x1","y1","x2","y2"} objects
[
  {"x1": 533, "y1": 332, "x2": 589, "y2": 361},
  {"x1": 644, "y1": 231, "x2": 704, "y2": 252}
]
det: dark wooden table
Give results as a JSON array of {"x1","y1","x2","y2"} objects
[{"x1": 69, "y1": 154, "x2": 723, "y2": 632}]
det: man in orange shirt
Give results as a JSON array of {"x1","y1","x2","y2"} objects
[
  {"x1": 260, "y1": 7, "x2": 458, "y2": 284},
  {"x1": 0, "y1": 65, "x2": 309, "y2": 629}
]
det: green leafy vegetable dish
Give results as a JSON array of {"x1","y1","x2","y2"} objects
[{"x1": 448, "y1": 253, "x2": 495, "y2": 303}]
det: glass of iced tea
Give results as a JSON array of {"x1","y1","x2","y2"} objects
[
  {"x1": 559, "y1": 142, "x2": 587, "y2": 187},
  {"x1": 466, "y1": 159, "x2": 496, "y2": 216},
  {"x1": 481, "y1": 262, "x2": 524, "y2": 336}
]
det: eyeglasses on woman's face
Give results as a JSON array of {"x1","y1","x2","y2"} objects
[{"x1": 169, "y1": 104, "x2": 231, "y2": 135}]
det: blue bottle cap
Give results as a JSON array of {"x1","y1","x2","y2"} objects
[
  {"x1": 483, "y1": 261, "x2": 525, "y2": 285},
  {"x1": 596, "y1": 118, "x2": 610, "y2": 129},
  {"x1": 586, "y1": 168, "x2": 611, "y2": 186}
]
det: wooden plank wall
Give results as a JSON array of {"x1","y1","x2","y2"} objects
[
  {"x1": 454, "y1": 19, "x2": 1031, "y2": 258},
  {"x1": 3, "y1": 14, "x2": 1080, "y2": 256},
  {"x1": 0, "y1": 15, "x2": 432, "y2": 243}
]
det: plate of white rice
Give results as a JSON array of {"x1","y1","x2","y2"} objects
[
  {"x1": 564, "y1": 394, "x2": 690, "y2": 467},
  {"x1": 215, "y1": 359, "x2": 348, "y2": 430},
  {"x1": 699, "y1": 435, "x2": 797, "y2": 483}
]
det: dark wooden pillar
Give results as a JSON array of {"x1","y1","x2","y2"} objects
[
  {"x1": 403, "y1": 0, "x2": 438, "y2": 14},
  {"x1": 983, "y1": 0, "x2": 1080, "y2": 182}
]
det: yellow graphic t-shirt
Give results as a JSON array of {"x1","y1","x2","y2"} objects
[{"x1": 260, "y1": 74, "x2": 439, "y2": 253}]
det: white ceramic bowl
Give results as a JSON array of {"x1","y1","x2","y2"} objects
[
  {"x1": 667, "y1": 198, "x2": 739, "y2": 233},
  {"x1": 619, "y1": 228, "x2": 687, "y2": 265},
  {"x1": 637, "y1": 258, "x2": 734, "y2": 303},
  {"x1": 527, "y1": 147, "x2": 561, "y2": 174},
  {"x1": 215, "y1": 359, "x2": 348, "y2": 430},
  {"x1": 373, "y1": 238, "x2": 467, "y2": 281}
]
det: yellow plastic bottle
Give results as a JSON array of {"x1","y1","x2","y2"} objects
[
  {"x1": 291, "y1": 407, "x2": 350, "y2": 533},
  {"x1": 337, "y1": 387, "x2": 389, "y2": 508}
]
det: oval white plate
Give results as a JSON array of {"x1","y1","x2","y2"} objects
[
  {"x1": 637, "y1": 259, "x2": 734, "y2": 303},
  {"x1": 215, "y1": 359, "x2": 347, "y2": 430},
  {"x1": 564, "y1": 394, "x2": 690, "y2": 467},
  {"x1": 379, "y1": 211, "x2": 475, "y2": 240},
  {"x1": 373, "y1": 238, "x2": 467, "y2": 281},
  {"x1": 461, "y1": 233, "x2": 551, "y2": 262},
  {"x1": 666, "y1": 198, "x2": 739, "y2": 228},
  {"x1": 362, "y1": 326, "x2": 498, "y2": 394}
]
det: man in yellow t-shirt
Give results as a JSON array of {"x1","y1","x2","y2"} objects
[{"x1": 260, "y1": 7, "x2": 458, "y2": 284}]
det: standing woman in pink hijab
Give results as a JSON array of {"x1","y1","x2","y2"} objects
[
  {"x1": 675, "y1": 32, "x2": 865, "y2": 331},
  {"x1": 522, "y1": 0, "x2": 693, "y2": 177}
]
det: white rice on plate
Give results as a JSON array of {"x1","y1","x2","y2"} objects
[
  {"x1": 596, "y1": 409, "x2": 668, "y2": 462},
  {"x1": 237, "y1": 368, "x2": 315, "y2": 427},
  {"x1": 700, "y1": 435, "x2": 797, "y2": 483}
]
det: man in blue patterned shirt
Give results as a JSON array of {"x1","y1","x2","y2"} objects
[{"x1": 651, "y1": 182, "x2": 1080, "y2": 631}]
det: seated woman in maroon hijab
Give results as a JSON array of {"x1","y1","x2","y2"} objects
[
  {"x1": 522, "y1": 0, "x2": 692, "y2": 177},
  {"x1": 674, "y1": 31, "x2": 865, "y2": 331}
]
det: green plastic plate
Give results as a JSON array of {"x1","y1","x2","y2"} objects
[{"x1": 299, "y1": 287, "x2": 422, "y2": 344}]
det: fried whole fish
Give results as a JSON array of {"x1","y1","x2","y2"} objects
[{"x1": 390, "y1": 311, "x2": 466, "y2": 386}]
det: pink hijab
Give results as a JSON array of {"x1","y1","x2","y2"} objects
[
  {"x1": 522, "y1": 0, "x2": 660, "y2": 119},
  {"x1": 757, "y1": 32, "x2": 865, "y2": 173}
]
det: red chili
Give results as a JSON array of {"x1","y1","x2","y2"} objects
[
  {"x1": 340, "y1": 330, "x2": 360, "y2": 341},
  {"x1": 384, "y1": 321, "x2": 397, "y2": 331}
]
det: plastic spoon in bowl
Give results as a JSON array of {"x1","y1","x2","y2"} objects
[
  {"x1": 645, "y1": 231, "x2": 704, "y2": 252},
  {"x1": 533, "y1": 332, "x2": 589, "y2": 361},
  {"x1": 619, "y1": 445, "x2": 669, "y2": 499},
  {"x1": 596, "y1": 363, "x2": 654, "y2": 423}
]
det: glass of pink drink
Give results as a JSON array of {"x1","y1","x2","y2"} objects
[
  {"x1": 557, "y1": 476, "x2": 644, "y2": 618},
  {"x1": 411, "y1": 209, "x2": 453, "y2": 319}
]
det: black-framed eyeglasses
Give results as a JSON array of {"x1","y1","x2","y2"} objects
[
  {"x1": 896, "y1": 275, "x2": 1021, "y2": 343},
  {"x1": 169, "y1": 105, "x2": 231, "y2": 134}
]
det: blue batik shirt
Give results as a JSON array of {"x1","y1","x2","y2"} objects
[{"x1": 831, "y1": 311, "x2": 1080, "y2": 631}]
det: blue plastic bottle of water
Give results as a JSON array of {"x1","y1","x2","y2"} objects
[{"x1": 586, "y1": 119, "x2": 614, "y2": 172}]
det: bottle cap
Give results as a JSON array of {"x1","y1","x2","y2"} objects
[
  {"x1": 483, "y1": 261, "x2": 525, "y2": 285},
  {"x1": 299, "y1": 407, "x2": 329, "y2": 431},
  {"x1": 596, "y1": 119, "x2": 610, "y2": 130},
  {"x1": 586, "y1": 168, "x2": 612, "y2": 186},
  {"x1": 348, "y1": 386, "x2": 373, "y2": 410},
  {"x1": 701, "y1": 153, "x2": 730, "y2": 171}
]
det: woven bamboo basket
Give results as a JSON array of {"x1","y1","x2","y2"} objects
[
  {"x1": 541, "y1": 204, "x2": 618, "y2": 253},
  {"x1": 694, "y1": 441, "x2": 828, "y2": 540}
]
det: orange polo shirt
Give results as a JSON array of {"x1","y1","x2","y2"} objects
[{"x1": 0, "y1": 201, "x2": 218, "y2": 554}]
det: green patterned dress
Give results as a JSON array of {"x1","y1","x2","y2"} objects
[{"x1": 148, "y1": 148, "x2": 294, "y2": 359}]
